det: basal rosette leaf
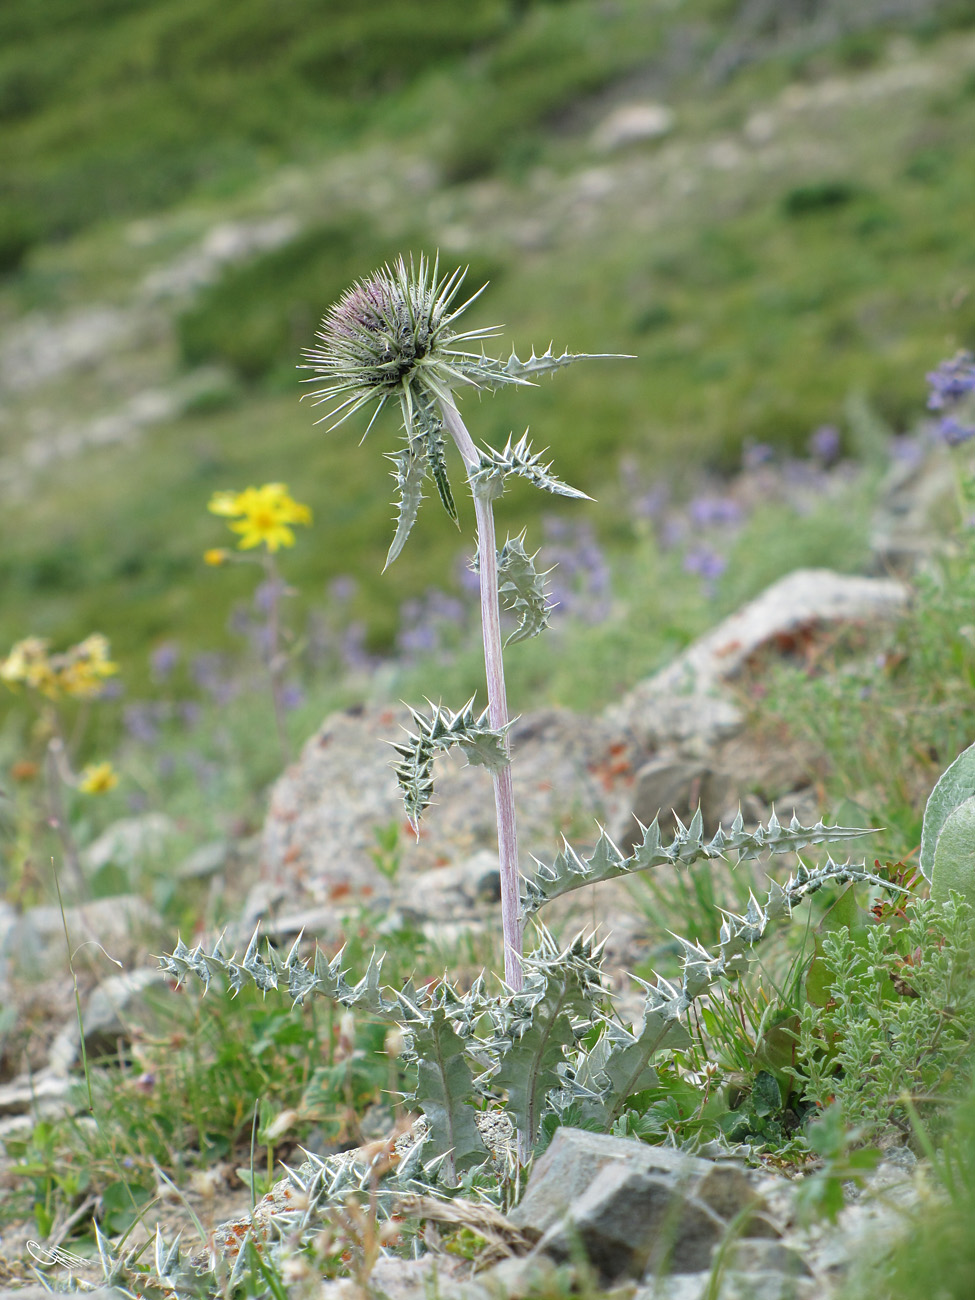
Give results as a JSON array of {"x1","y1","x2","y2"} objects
[
  {"x1": 573, "y1": 981, "x2": 692, "y2": 1128},
  {"x1": 487, "y1": 929, "x2": 605, "y2": 1144},
  {"x1": 407, "y1": 1004, "x2": 488, "y2": 1175}
]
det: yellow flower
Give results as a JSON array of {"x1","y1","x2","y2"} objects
[
  {"x1": 207, "y1": 489, "x2": 243, "y2": 517},
  {"x1": 58, "y1": 633, "x2": 119, "y2": 699},
  {"x1": 1, "y1": 637, "x2": 60, "y2": 698},
  {"x1": 204, "y1": 548, "x2": 230, "y2": 566},
  {"x1": 79, "y1": 761, "x2": 119, "y2": 795},
  {"x1": 208, "y1": 483, "x2": 312, "y2": 553}
]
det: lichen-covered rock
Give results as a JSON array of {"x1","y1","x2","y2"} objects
[{"x1": 260, "y1": 705, "x2": 626, "y2": 896}]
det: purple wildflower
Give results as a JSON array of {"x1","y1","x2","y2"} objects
[
  {"x1": 742, "y1": 441, "x2": 774, "y2": 470},
  {"x1": 939, "y1": 415, "x2": 975, "y2": 446},
  {"x1": 279, "y1": 682, "x2": 305, "y2": 711},
  {"x1": 149, "y1": 641, "x2": 179, "y2": 681},
  {"x1": 926, "y1": 351, "x2": 975, "y2": 410},
  {"x1": 683, "y1": 545, "x2": 727, "y2": 581},
  {"x1": 124, "y1": 702, "x2": 162, "y2": 746},
  {"x1": 328, "y1": 575, "x2": 358, "y2": 603},
  {"x1": 631, "y1": 484, "x2": 669, "y2": 520},
  {"x1": 809, "y1": 424, "x2": 841, "y2": 462},
  {"x1": 688, "y1": 495, "x2": 742, "y2": 528},
  {"x1": 340, "y1": 621, "x2": 374, "y2": 673}
]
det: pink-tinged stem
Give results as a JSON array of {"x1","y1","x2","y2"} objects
[{"x1": 439, "y1": 396, "x2": 523, "y2": 991}]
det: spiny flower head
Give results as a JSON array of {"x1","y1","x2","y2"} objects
[
  {"x1": 79, "y1": 760, "x2": 119, "y2": 795},
  {"x1": 207, "y1": 483, "x2": 312, "y2": 553},
  {"x1": 301, "y1": 254, "x2": 502, "y2": 439}
]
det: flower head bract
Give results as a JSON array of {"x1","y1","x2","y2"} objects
[{"x1": 300, "y1": 253, "x2": 503, "y2": 442}]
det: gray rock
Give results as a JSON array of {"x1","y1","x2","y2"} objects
[
  {"x1": 509, "y1": 1128, "x2": 710, "y2": 1238},
  {"x1": 608, "y1": 569, "x2": 908, "y2": 753},
  {"x1": 695, "y1": 1164, "x2": 769, "y2": 1225},
  {"x1": 0, "y1": 1068, "x2": 75, "y2": 1118},
  {"x1": 261, "y1": 706, "x2": 622, "y2": 895},
  {"x1": 48, "y1": 967, "x2": 170, "y2": 1074},
  {"x1": 399, "y1": 850, "x2": 501, "y2": 921},
  {"x1": 537, "y1": 1163, "x2": 725, "y2": 1279},
  {"x1": 726, "y1": 1241, "x2": 811, "y2": 1276},
  {"x1": 176, "y1": 840, "x2": 229, "y2": 880},
  {"x1": 640, "y1": 1273, "x2": 817, "y2": 1300},
  {"x1": 82, "y1": 813, "x2": 176, "y2": 873},
  {"x1": 19, "y1": 895, "x2": 164, "y2": 974},
  {"x1": 592, "y1": 103, "x2": 675, "y2": 151},
  {"x1": 620, "y1": 759, "x2": 738, "y2": 846}
]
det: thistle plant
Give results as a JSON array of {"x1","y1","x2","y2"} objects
[
  {"x1": 301, "y1": 254, "x2": 616, "y2": 988},
  {"x1": 203, "y1": 482, "x2": 312, "y2": 763}
]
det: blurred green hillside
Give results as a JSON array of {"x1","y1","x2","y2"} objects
[{"x1": 1, "y1": 0, "x2": 975, "y2": 679}]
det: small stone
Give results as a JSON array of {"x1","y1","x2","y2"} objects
[
  {"x1": 17, "y1": 895, "x2": 164, "y2": 975},
  {"x1": 509, "y1": 1127, "x2": 710, "y2": 1238},
  {"x1": 0, "y1": 1069, "x2": 75, "y2": 1118},
  {"x1": 48, "y1": 967, "x2": 171, "y2": 1074},
  {"x1": 537, "y1": 1164, "x2": 725, "y2": 1280},
  {"x1": 695, "y1": 1164, "x2": 768, "y2": 1223},
  {"x1": 727, "y1": 1241, "x2": 811, "y2": 1276},
  {"x1": 82, "y1": 813, "x2": 176, "y2": 873},
  {"x1": 593, "y1": 103, "x2": 675, "y2": 151},
  {"x1": 176, "y1": 840, "x2": 229, "y2": 880}
]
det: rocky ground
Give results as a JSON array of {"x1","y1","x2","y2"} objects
[{"x1": 0, "y1": 490, "x2": 938, "y2": 1295}]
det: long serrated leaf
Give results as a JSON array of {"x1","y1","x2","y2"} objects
[
  {"x1": 412, "y1": 385, "x2": 458, "y2": 525},
  {"x1": 384, "y1": 440, "x2": 429, "y2": 569},
  {"x1": 410, "y1": 1007, "x2": 487, "y2": 1177},
  {"x1": 521, "y1": 814, "x2": 876, "y2": 917},
  {"x1": 470, "y1": 433, "x2": 591, "y2": 502},
  {"x1": 575, "y1": 993, "x2": 691, "y2": 1128}
]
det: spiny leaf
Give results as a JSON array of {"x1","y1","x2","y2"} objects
[
  {"x1": 390, "y1": 698, "x2": 511, "y2": 827},
  {"x1": 470, "y1": 433, "x2": 590, "y2": 503},
  {"x1": 405, "y1": 992, "x2": 488, "y2": 1177},
  {"x1": 384, "y1": 439, "x2": 429, "y2": 569},
  {"x1": 412, "y1": 386, "x2": 458, "y2": 526},
  {"x1": 428, "y1": 429, "x2": 458, "y2": 524},
  {"x1": 521, "y1": 812, "x2": 878, "y2": 917},
  {"x1": 158, "y1": 931, "x2": 403, "y2": 1019},
  {"x1": 466, "y1": 344, "x2": 627, "y2": 393},
  {"x1": 573, "y1": 984, "x2": 692, "y2": 1128},
  {"x1": 486, "y1": 928, "x2": 605, "y2": 1144},
  {"x1": 497, "y1": 532, "x2": 554, "y2": 644},
  {"x1": 473, "y1": 532, "x2": 554, "y2": 644}
]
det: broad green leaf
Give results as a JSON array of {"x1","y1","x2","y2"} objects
[
  {"x1": 920, "y1": 738, "x2": 975, "y2": 881},
  {"x1": 931, "y1": 794, "x2": 975, "y2": 907}
]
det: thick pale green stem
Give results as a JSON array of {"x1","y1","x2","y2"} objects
[{"x1": 439, "y1": 396, "x2": 523, "y2": 992}]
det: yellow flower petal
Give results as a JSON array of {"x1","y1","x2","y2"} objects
[{"x1": 79, "y1": 761, "x2": 119, "y2": 795}]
